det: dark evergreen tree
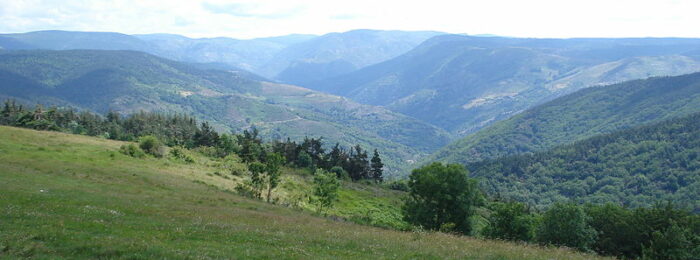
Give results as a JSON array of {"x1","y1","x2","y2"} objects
[{"x1": 370, "y1": 149, "x2": 384, "y2": 183}]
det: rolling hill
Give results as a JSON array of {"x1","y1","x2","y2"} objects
[
  {"x1": 0, "y1": 125, "x2": 607, "y2": 259},
  {"x1": 467, "y1": 113, "x2": 700, "y2": 211},
  {"x1": 308, "y1": 35, "x2": 700, "y2": 135},
  {"x1": 428, "y1": 72, "x2": 700, "y2": 165},
  {"x1": 0, "y1": 49, "x2": 451, "y2": 175}
]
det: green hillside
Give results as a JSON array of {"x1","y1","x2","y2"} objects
[
  {"x1": 0, "y1": 49, "x2": 452, "y2": 175},
  {"x1": 429, "y1": 72, "x2": 700, "y2": 165},
  {"x1": 467, "y1": 113, "x2": 700, "y2": 211},
  {"x1": 0, "y1": 126, "x2": 606, "y2": 259},
  {"x1": 309, "y1": 35, "x2": 700, "y2": 135}
]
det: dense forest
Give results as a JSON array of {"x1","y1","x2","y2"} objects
[
  {"x1": 466, "y1": 112, "x2": 700, "y2": 211},
  {"x1": 0, "y1": 100, "x2": 384, "y2": 182},
  {"x1": 429, "y1": 72, "x2": 700, "y2": 165},
  {"x1": 405, "y1": 163, "x2": 700, "y2": 260}
]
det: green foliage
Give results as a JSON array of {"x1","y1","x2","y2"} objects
[
  {"x1": 264, "y1": 153, "x2": 284, "y2": 203},
  {"x1": 537, "y1": 203, "x2": 597, "y2": 251},
  {"x1": 138, "y1": 135, "x2": 164, "y2": 158},
  {"x1": 168, "y1": 146, "x2": 195, "y2": 163},
  {"x1": 329, "y1": 166, "x2": 349, "y2": 181},
  {"x1": 402, "y1": 162, "x2": 483, "y2": 235},
  {"x1": 247, "y1": 162, "x2": 266, "y2": 199},
  {"x1": 467, "y1": 113, "x2": 700, "y2": 211},
  {"x1": 483, "y1": 201, "x2": 538, "y2": 242},
  {"x1": 119, "y1": 143, "x2": 145, "y2": 158},
  {"x1": 370, "y1": 149, "x2": 384, "y2": 183},
  {"x1": 296, "y1": 151, "x2": 312, "y2": 168},
  {"x1": 311, "y1": 169, "x2": 340, "y2": 215}
]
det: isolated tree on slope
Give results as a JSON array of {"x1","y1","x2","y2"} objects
[
  {"x1": 370, "y1": 149, "x2": 384, "y2": 183},
  {"x1": 402, "y1": 162, "x2": 483, "y2": 234},
  {"x1": 311, "y1": 169, "x2": 340, "y2": 215},
  {"x1": 264, "y1": 152, "x2": 285, "y2": 203}
]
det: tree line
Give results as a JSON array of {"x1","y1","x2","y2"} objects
[
  {"x1": 0, "y1": 100, "x2": 384, "y2": 184},
  {"x1": 403, "y1": 162, "x2": 699, "y2": 260}
]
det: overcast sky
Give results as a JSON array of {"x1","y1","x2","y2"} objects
[{"x1": 1, "y1": 0, "x2": 698, "y2": 39}]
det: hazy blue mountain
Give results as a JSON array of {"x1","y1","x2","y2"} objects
[
  {"x1": 133, "y1": 33, "x2": 316, "y2": 72},
  {"x1": 0, "y1": 49, "x2": 451, "y2": 175},
  {"x1": 428, "y1": 72, "x2": 700, "y2": 166},
  {"x1": 309, "y1": 35, "x2": 700, "y2": 135},
  {"x1": 261, "y1": 29, "x2": 444, "y2": 84},
  {"x1": 0, "y1": 30, "x2": 153, "y2": 51}
]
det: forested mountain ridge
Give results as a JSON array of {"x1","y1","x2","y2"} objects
[
  {"x1": 467, "y1": 112, "x2": 700, "y2": 212},
  {"x1": 0, "y1": 49, "x2": 451, "y2": 175},
  {"x1": 308, "y1": 34, "x2": 700, "y2": 135},
  {"x1": 428, "y1": 72, "x2": 700, "y2": 165}
]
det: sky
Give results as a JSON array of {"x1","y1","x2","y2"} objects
[{"x1": 1, "y1": 0, "x2": 699, "y2": 39}]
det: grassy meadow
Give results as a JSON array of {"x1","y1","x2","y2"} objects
[{"x1": 0, "y1": 126, "x2": 609, "y2": 259}]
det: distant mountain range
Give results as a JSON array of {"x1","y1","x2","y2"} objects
[
  {"x1": 306, "y1": 35, "x2": 700, "y2": 135},
  {"x1": 0, "y1": 30, "x2": 442, "y2": 84},
  {"x1": 428, "y1": 72, "x2": 700, "y2": 165},
  {"x1": 0, "y1": 49, "x2": 451, "y2": 175}
]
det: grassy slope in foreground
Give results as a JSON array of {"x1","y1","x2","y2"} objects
[{"x1": 0, "y1": 126, "x2": 606, "y2": 259}]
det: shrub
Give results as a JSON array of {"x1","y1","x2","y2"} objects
[
  {"x1": 119, "y1": 143, "x2": 145, "y2": 158},
  {"x1": 139, "y1": 135, "x2": 164, "y2": 158},
  {"x1": 169, "y1": 146, "x2": 195, "y2": 163}
]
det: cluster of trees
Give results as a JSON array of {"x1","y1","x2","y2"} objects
[
  {"x1": 403, "y1": 162, "x2": 699, "y2": 260},
  {"x1": 467, "y1": 112, "x2": 700, "y2": 212},
  {"x1": 270, "y1": 137, "x2": 384, "y2": 182}
]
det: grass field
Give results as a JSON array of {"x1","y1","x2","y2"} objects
[{"x1": 0, "y1": 126, "x2": 609, "y2": 259}]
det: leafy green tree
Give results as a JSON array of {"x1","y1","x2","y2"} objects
[
  {"x1": 585, "y1": 203, "x2": 637, "y2": 258},
  {"x1": 311, "y1": 169, "x2": 340, "y2": 215},
  {"x1": 248, "y1": 162, "x2": 266, "y2": 199},
  {"x1": 484, "y1": 201, "x2": 538, "y2": 242},
  {"x1": 264, "y1": 153, "x2": 284, "y2": 203},
  {"x1": 402, "y1": 162, "x2": 483, "y2": 234},
  {"x1": 537, "y1": 203, "x2": 597, "y2": 251},
  {"x1": 370, "y1": 149, "x2": 384, "y2": 183}
]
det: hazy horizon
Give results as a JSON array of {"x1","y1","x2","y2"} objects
[{"x1": 2, "y1": 0, "x2": 700, "y2": 40}]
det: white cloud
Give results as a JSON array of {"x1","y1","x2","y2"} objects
[{"x1": 0, "y1": 0, "x2": 699, "y2": 39}]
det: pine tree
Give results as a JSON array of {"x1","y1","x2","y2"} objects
[{"x1": 370, "y1": 149, "x2": 384, "y2": 183}]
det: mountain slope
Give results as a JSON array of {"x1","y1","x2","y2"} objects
[
  {"x1": 0, "y1": 30, "x2": 315, "y2": 75},
  {"x1": 0, "y1": 50, "x2": 451, "y2": 175},
  {"x1": 467, "y1": 113, "x2": 700, "y2": 211},
  {"x1": 261, "y1": 29, "x2": 443, "y2": 84},
  {"x1": 428, "y1": 72, "x2": 700, "y2": 165},
  {"x1": 309, "y1": 35, "x2": 700, "y2": 135},
  {"x1": 0, "y1": 126, "x2": 606, "y2": 259}
]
